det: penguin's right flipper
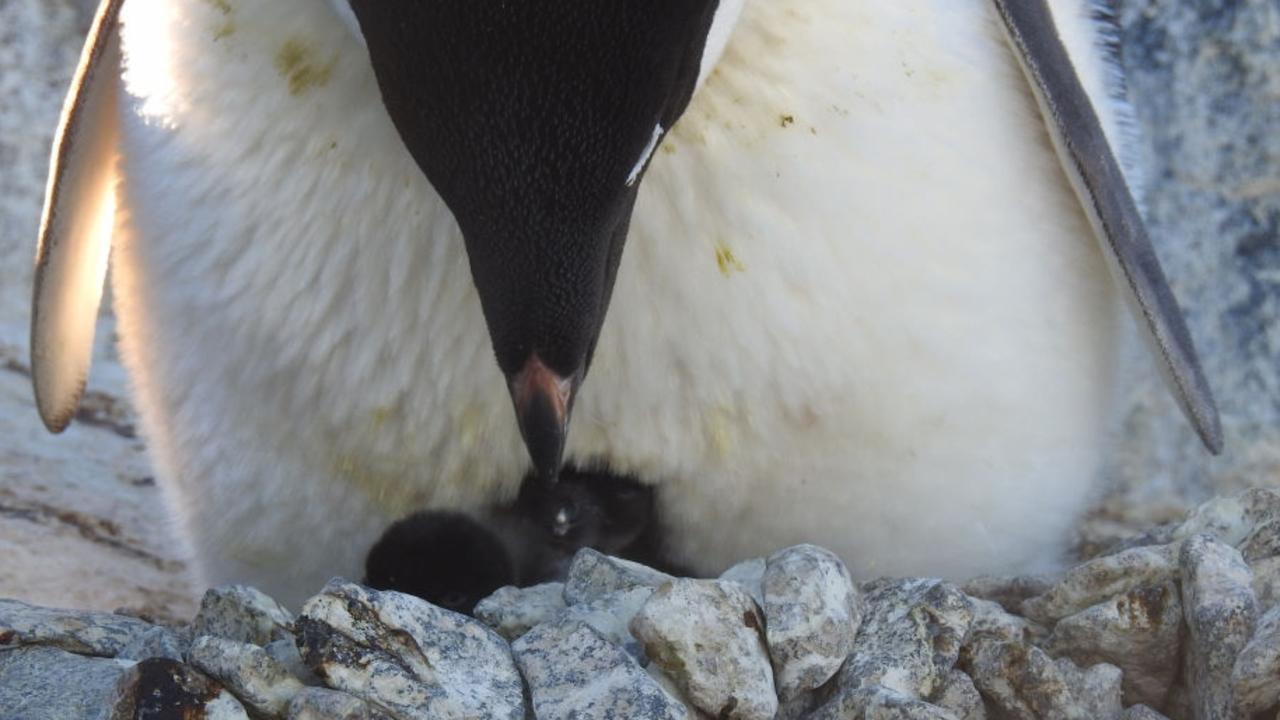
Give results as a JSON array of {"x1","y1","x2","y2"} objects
[
  {"x1": 31, "y1": 0, "x2": 124, "y2": 433},
  {"x1": 992, "y1": 0, "x2": 1223, "y2": 454}
]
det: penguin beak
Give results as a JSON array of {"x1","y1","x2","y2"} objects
[{"x1": 508, "y1": 355, "x2": 579, "y2": 482}]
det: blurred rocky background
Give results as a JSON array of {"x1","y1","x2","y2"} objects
[{"x1": 0, "y1": 0, "x2": 1276, "y2": 617}]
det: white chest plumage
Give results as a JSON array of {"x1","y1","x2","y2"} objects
[{"x1": 103, "y1": 0, "x2": 1141, "y2": 605}]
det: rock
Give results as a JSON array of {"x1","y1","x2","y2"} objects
[
  {"x1": 630, "y1": 578, "x2": 776, "y2": 720},
  {"x1": 287, "y1": 687, "x2": 393, "y2": 720},
  {"x1": 264, "y1": 637, "x2": 324, "y2": 687},
  {"x1": 720, "y1": 557, "x2": 767, "y2": 606},
  {"x1": 563, "y1": 548, "x2": 675, "y2": 605},
  {"x1": 1240, "y1": 519, "x2": 1280, "y2": 563},
  {"x1": 762, "y1": 544, "x2": 862, "y2": 700},
  {"x1": 961, "y1": 575, "x2": 1057, "y2": 614},
  {"x1": 1231, "y1": 604, "x2": 1280, "y2": 717},
  {"x1": 473, "y1": 582, "x2": 566, "y2": 641},
  {"x1": 1251, "y1": 555, "x2": 1280, "y2": 611},
  {"x1": 108, "y1": 657, "x2": 250, "y2": 719},
  {"x1": 295, "y1": 580, "x2": 524, "y2": 720},
  {"x1": 837, "y1": 578, "x2": 972, "y2": 700},
  {"x1": 1170, "y1": 490, "x2": 1280, "y2": 548},
  {"x1": 1020, "y1": 544, "x2": 1180, "y2": 625},
  {"x1": 967, "y1": 598, "x2": 1044, "y2": 646},
  {"x1": 116, "y1": 625, "x2": 188, "y2": 662},
  {"x1": 1180, "y1": 534, "x2": 1257, "y2": 720},
  {"x1": 1121, "y1": 705, "x2": 1170, "y2": 720},
  {"x1": 928, "y1": 670, "x2": 985, "y2": 720},
  {"x1": 809, "y1": 684, "x2": 960, "y2": 720},
  {"x1": 1046, "y1": 582, "x2": 1184, "y2": 708},
  {"x1": 0, "y1": 598, "x2": 157, "y2": 657},
  {"x1": 188, "y1": 635, "x2": 307, "y2": 717},
  {"x1": 191, "y1": 585, "x2": 295, "y2": 646},
  {"x1": 961, "y1": 638, "x2": 1124, "y2": 720},
  {"x1": 557, "y1": 586, "x2": 655, "y2": 663},
  {"x1": 513, "y1": 619, "x2": 690, "y2": 720},
  {"x1": 0, "y1": 645, "x2": 136, "y2": 719}
]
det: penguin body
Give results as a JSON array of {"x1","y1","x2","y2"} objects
[{"x1": 34, "y1": 0, "x2": 1219, "y2": 607}]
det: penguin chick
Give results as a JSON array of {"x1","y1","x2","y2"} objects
[{"x1": 363, "y1": 511, "x2": 514, "y2": 615}]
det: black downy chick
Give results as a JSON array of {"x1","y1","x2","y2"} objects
[{"x1": 364, "y1": 468, "x2": 671, "y2": 613}]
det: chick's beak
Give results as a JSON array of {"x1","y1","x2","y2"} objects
[{"x1": 509, "y1": 355, "x2": 578, "y2": 483}]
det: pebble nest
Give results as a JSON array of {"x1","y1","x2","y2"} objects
[{"x1": 3, "y1": 487, "x2": 1280, "y2": 719}]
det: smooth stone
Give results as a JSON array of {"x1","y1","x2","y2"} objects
[
  {"x1": 1180, "y1": 534, "x2": 1257, "y2": 720},
  {"x1": 720, "y1": 557, "x2": 767, "y2": 607},
  {"x1": 563, "y1": 549, "x2": 674, "y2": 605},
  {"x1": 513, "y1": 619, "x2": 689, "y2": 720},
  {"x1": 0, "y1": 598, "x2": 157, "y2": 657},
  {"x1": 762, "y1": 544, "x2": 862, "y2": 700},
  {"x1": 286, "y1": 687, "x2": 393, "y2": 720},
  {"x1": 0, "y1": 645, "x2": 136, "y2": 719},
  {"x1": 188, "y1": 634, "x2": 306, "y2": 717},
  {"x1": 116, "y1": 625, "x2": 188, "y2": 662},
  {"x1": 295, "y1": 580, "x2": 524, "y2": 720},
  {"x1": 264, "y1": 637, "x2": 324, "y2": 687},
  {"x1": 630, "y1": 578, "x2": 777, "y2": 720},
  {"x1": 1020, "y1": 544, "x2": 1180, "y2": 625},
  {"x1": 556, "y1": 586, "x2": 655, "y2": 663},
  {"x1": 1046, "y1": 582, "x2": 1184, "y2": 708},
  {"x1": 190, "y1": 585, "x2": 295, "y2": 647},
  {"x1": 472, "y1": 582, "x2": 566, "y2": 641},
  {"x1": 1231, "y1": 604, "x2": 1280, "y2": 717}
]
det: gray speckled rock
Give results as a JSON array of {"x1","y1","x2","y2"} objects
[
  {"x1": 1180, "y1": 534, "x2": 1257, "y2": 720},
  {"x1": 1231, "y1": 604, "x2": 1280, "y2": 717},
  {"x1": 1240, "y1": 518, "x2": 1280, "y2": 563},
  {"x1": 929, "y1": 670, "x2": 985, "y2": 720},
  {"x1": 557, "y1": 586, "x2": 655, "y2": 663},
  {"x1": 837, "y1": 578, "x2": 972, "y2": 701},
  {"x1": 188, "y1": 635, "x2": 306, "y2": 717},
  {"x1": 1172, "y1": 491, "x2": 1280, "y2": 549},
  {"x1": 116, "y1": 625, "x2": 188, "y2": 662},
  {"x1": 0, "y1": 598, "x2": 157, "y2": 657},
  {"x1": 191, "y1": 585, "x2": 295, "y2": 647},
  {"x1": 295, "y1": 580, "x2": 524, "y2": 720},
  {"x1": 1020, "y1": 544, "x2": 1179, "y2": 625},
  {"x1": 809, "y1": 685, "x2": 960, "y2": 720},
  {"x1": 967, "y1": 598, "x2": 1044, "y2": 646},
  {"x1": 630, "y1": 578, "x2": 776, "y2": 720},
  {"x1": 287, "y1": 688, "x2": 393, "y2": 720},
  {"x1": 1046, "y1": 582, "x2": 1184, "y2": 708},
  {"x1": 960, "y1": 638, "x2": 1123, "y2": 720},
  {"x1": 514, "y1": 620, "x2": 690, "y2": 720},
  {"x1": 563, "y1": 549, "x2": 675, "y2": 605},
  {"x1": 1121, "y1": 705, "x2": 1170, "y2": 720},
  {"x1": 1251, "y1": 555, "x2": 1280, "y2": 612},
  {"x1": 0, "y1": 645, "x2": 136, "y2": 719},
  {"x1": 720, "y1": 557, "x2": 767, "y2": 607},
  {"x1": 762, "y1": 544, "x2": 862, "y2": 700},
  {"x1": 108, "y1": 657, "x2": 249, "y2": 719},
  {"x1": 473, "y1": 582, "x2": 566, "y2": 641},
  {"x1": 960, "y1": 575, "x2": 1057, "y2": 614}
]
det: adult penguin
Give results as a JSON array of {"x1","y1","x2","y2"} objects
[{"x1": 32, "y1": 0, "x2": 1220, "y2": 607}]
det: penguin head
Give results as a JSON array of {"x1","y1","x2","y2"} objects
[{"x1": 340, "y1": 1, "x2": 724, "y2": 480}]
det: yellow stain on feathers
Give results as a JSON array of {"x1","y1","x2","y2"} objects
[{"x1": 275, "y1": 38, "x2": 337, "y2": 96}]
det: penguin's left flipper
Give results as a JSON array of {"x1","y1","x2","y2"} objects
[
  {"x1": 31, "y1": 0, "x2": 124, "y2": 433},
  {"x1": 992, "y1": 0, "x2": 1223, "y2": 454}
]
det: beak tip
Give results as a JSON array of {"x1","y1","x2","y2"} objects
[{"x1": 510, "y1": 355, "x2": 576, "y2": 483}]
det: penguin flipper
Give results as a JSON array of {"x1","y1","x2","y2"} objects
[
  {"x1": 31, "y1": 0, "x2": 124, "y2": 433},
  {"x1": 992, "y1": 0, "x2": 1223, "y2": 454}
]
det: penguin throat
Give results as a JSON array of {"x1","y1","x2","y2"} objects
[{"x1": 696, "y1": 0, "x2": 746, "y2": 90}]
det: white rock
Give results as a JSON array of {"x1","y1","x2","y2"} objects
[
  {"x1": 630, "y1": 579, "x2": 777, "y2": 720},
  {"x1": 472, "y1": 582, "x2": 566, "y2": 641},
  {"x1": 929, "y1": 670, "x2": 986, "y2": 720},
  {"x1": 188, "y1": 634, "x2": 306, "y2": 717},
  {"x1": 191, "y1": 585, "x2": 294, "y2": 646},
  {"x1": 1231, "y1": 604, "x2": 1280, "y2": 717},
  {"x1": 264, "y1": 637, "x2": 323, "y2": 687},
  {"x1": 1170, "y1": 489, "x2": 1280, "y2": 548},
  {"x1": 762, "y1": 544, "x2": 861, "y2": 700},
  {"x1": 287, "y1": 687, "x2": 393, "y2": 719},
  {"x1": 557, "y1": 586, "x2": 655, "y2": 663},
  {"x1": 1180, "y1": 534, "x2": 1257, "y2": 720},
  {"x1": 1020, "y1": 544, "x2": 1180, "y2": 625},
  {"x1": 0, "y1": 598, "x2": 157, "y2": 657},
  {"x1": 295, "y1": 580, "x2": 524, "y2": 720},
  {"x1": 1251, "y1": 555, "x2": 1280, "y2": 612},
  {"x1": 720, "y1": 557, "x2": 767, "y2": 607},
  {"x1": 838, "y1": 578, "x2": 972, "y2": 700},
  {"x1": 810, "y1": 684, "x2": 961, "y2": 720},
  {"x1": 116, "y1": 625, "x2": 188, "y2": 662},
  {"x1": 514, "y1": 620, "x2": 690, "y2": 720},
  {"x1": 563, "y1": 549, "x2": 674, "y2": 605}
]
